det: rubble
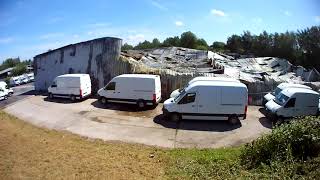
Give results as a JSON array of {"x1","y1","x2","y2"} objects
[{"x1": 120, "y1": 47, "x2": 320, "y2": 105}]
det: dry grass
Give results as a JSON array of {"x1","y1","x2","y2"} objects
[{"x1": 0, "y1": 111, "x2": 166, "y2": 179}]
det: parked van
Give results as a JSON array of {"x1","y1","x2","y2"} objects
[
  {"x1": 0, "y1": 81, "x2": 13, "y2": 96},
  {"x1": 10, "y1": 77, "x2": 21, "y2": 86},
  {"x1": 0, "y1": 89, "x2": 8, "y2": 101},
  {"x1": 265, "y1": 88, "x2": 319, "y2": 121},
  {"x1": 97, "y1": 74, "x2": 161, "y2": 108},
  {"x1": 170, "y1": 76, "x2": 240, "y2": 98},
  {"x1": 263, "y1": 83, "x2": 311, "y2": 105},
  {"x1": 19, "y1": 75, "x2": 29, "y2": 84},
  {"x1": 163, "y1": 81, "x2": 248, "y2": 124},
  {"x1": 27, "y1": 73, "x2": 34, "y2": 82},
  {"x1": 48, "y1": 74, "x2": 91, "y2": 101}
]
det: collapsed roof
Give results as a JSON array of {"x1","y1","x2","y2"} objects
[{"x1": 121, "y1": 46, "x2": 320, "y2": 87}]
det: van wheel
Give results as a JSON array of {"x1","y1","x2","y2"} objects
[
  {"x1": 100, "y1": 97, "x2": 108, "y2": 104},
  {"x1": 49, "y1": 93, "x2": 53, "y2": 99},
  {"x1": 228, "y1": 115, "x2": 240, "y2": 125},
  {"x1": 276, "y1": 116, "x2": 285, "y2": 125},
  {"x1": 137, "y1": 100, "x2": 145, "y2": 109},
  {"x1": 70, "y1": 95, "x2": 76, "y2": 102},
  {"x1": 4, "y1": 95, "x2": 8, "y2": 100},
  {"x1": 170, "y1": 113, "x2": 181, "y2": 122}
]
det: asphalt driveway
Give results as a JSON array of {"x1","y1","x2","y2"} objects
[{"x1": 4, "y1": 95, "x2": 271, "y2": 148}]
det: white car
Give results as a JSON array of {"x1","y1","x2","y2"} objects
[
  {"x1": 10, "y1": 77, "x2": 21, "y2": 86},
  {"x1": 0, "y1": 89, "x2": 8, "y2": 101},
  {"x1": 27, "y1": 73, "x2": 34, "y2": 82},
  {"x1": 263, "y1": 83, "x2": 311, "y2": 105},
  {"x1": 163, "y1": 80, "x2": 248, "y2": 124},
  {"x1": 170, "y1": 76, "x2": 240, "y2": 98},
  {"x1": 98, "y1": 74, "x2": 161, "y2": 108},
  {"x1": 48, "y1": 74, "x2": 91, "y2": 101},
  {"x1": 0, "y1": 81, "x2": 13, "y2": 96},
  {"x1": 19, "y1": 75, "x2": 29, "y2": 84},
  {"x1": 265, "y1": 88, "x2": 319, "y2": 121}
]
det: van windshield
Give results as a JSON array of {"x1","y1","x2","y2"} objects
[
  {"x1": 274, "y1": 93, "x2": 289, "y2": 105},
  {"x1": 174, "y1": 89, "x2": 186, "y2": 102},
  {"x1": 272, "y1": 87, "x2": 282, "y2": 96},
  {"x1": 178, "y1": 83, "x2": 189, "y2": 92}
]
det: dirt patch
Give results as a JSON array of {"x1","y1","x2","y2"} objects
[{"x1": 0, "y1": 111, "x2": 166, "y2": 179}]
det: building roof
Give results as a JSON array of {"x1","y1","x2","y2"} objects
[
  {"x1": 34, "y1": 37, "x2": 122, "y2": 58},
  {"x1": 0, "y1": 67, "x2": 14, "y2": 75}
]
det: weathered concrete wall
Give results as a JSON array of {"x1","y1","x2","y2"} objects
[{"x1": 34, "y1": 37, "x2": 122, "y2": 92}]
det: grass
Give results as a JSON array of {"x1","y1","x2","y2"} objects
[
  {"x1": 1, "y1": 111, "x2": 319, "y2": 179},
  {"x1": 0, "y1": 111, "x2": 166, "y2": 179}
]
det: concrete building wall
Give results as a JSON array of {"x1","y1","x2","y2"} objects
[{"x1": 34, "y1": 37, "x2": 122, "y2": 92}]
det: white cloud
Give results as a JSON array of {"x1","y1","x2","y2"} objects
[
  {"x1": 150, "y1": 0, "x2": 168, "y2": 11},
  {"x1": 252, "y1": 17, "x2": 263, "y2": 24},
  {"x1": 39, "y1": 33, "x2": 64, "y2": 40},
  {"x1": 86, "y1": 23, "x2": 110, "y2": 28},
  {"x1": 0, "y1": 37, "x2": 14, "y2": 44},
  {"x1": 175, "y1": 21, "x2": 184, "y2": 27},
  {"x1": 315, "y1": 16, "x2": 320, "y2": 23},
  {"x1": 284, "y1": 10, "x2": 292, "y2": 16},
  {"x1": 125, "y1": 34, "x2": 146, "y2": 45},
  {"x1": 210, "y1": 9, "x2": 226, "y2": 17}
]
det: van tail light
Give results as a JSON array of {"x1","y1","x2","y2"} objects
[
  {"x1": 152, "y1": 94, "x2": 156, "y2": 103},
  {"x1": 80, "y1": 89, "x2": 83, "y2": 98}
]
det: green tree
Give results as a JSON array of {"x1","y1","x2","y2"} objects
[
  {"x1": 162, "y1": 36, "x2": 180, "y2": 47},
  {"x1": 297, "y1": 26, "x2": 320, "y2": 69},
  {"x1": 134, "y1": 40, "x2": 153, "y2": 49},
  {"x1": 0, "y1": 57, "x2": 21, "y2": 71},
  {"x1": 226, "y1": 35, "x2": 244, "y2": 54},
  {"x1": 11, "y1": 64, "x2": 27, "y2": 76},
  {"x1": 151, "y1": 38, "x2": 161, "y2": 48},
  {"x1": 210, "y1": 41, "x2": 226, "y2": 52},
  {"x1": 196, "y1": 38, "x2": 208, "y2": 50},
  {"x1": 180, "y1": 31, "x2": 197, "y2": 49},
  {"x1": 122, "y1": 43, "x2": 134, "y2": 51}
]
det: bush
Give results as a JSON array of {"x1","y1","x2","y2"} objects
[{"x1": 241, "y1": 116, "x2": 320, "y2": 169}]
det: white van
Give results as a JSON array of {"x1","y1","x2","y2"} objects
[
  {"x1": 0, "y1": 89, "x2": 8, "y2": 101},
  {"x1": 163, "y1": 81, "x2": 248, "y2": 124},
  {"x1": 19, "y1": 75, "x2": 29, "y2": 84},
  {"x1": 10, "y1": 77, "x2": 21, "y2": 86},
  {"x1": 0, "y1": 81, "x2": 13, "y2": 96},
  {"x1": 48, "y1": 74, "x2": 91, "y2": 101},
  {"x1": 97, "y1": 74, "x2": 161, "y2": 108},
  {"x1": 265, "y1": 88, "x2": 319, "y2": 121},
  {"x1": 263, "y1": 83, "x2": 311, "y2": 105},
  {"x1": 170, "y1": 76, "x2": 240, "y2": 98},
  {"x1": 27, "y1": 73, "x2": 34, "y2": 82}
]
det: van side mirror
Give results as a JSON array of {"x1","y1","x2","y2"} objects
[{"x1": 51, "y1": 84, "x2": 57, "y2": 88}]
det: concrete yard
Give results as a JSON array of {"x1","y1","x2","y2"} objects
[{"x1": 3, "y1": 93, "x2": 272, "y2": 148}]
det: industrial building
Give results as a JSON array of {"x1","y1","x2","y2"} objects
[
  {"x1": 34, "y1": 37, "x2": 320, "y2": 105},
  {"x1": 34, "y1": 37, "x2": 122, "y2": 92}
]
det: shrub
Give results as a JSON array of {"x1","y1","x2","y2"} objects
[{"x1": 240, "y1": 116, "x2": 320, "y2": 169}]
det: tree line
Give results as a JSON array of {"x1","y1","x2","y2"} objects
[
  {"x1": 0, "y1": 57, "x2": 32, "y2": 76},
  {"x1": 123, "y1": 26, "x2": 320, "y2": 70}
]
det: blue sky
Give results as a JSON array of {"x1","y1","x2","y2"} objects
[{"x1": 0, "y1": 0, "x2": 319, "y2": 62}]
